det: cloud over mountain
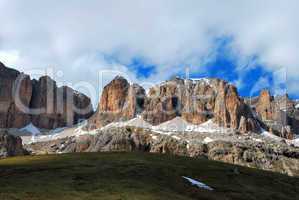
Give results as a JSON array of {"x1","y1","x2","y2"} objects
[{"x1": 0, "y1": 0, "x2": 298, "y2": 104}]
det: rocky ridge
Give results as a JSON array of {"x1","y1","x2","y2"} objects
[
  {"x1": 0, "y1": 62, "x2": 93, "y2": 129},
  {"x1": 26, "y1": 126, "x2": 299, "y2": 176},
  {"x1": 247, "y1": 89, "x2": 299, "y2": 139},
  {"x1": 90, "y1": 76, "x2": 260, "y2": 134},
  {"x1": 90, "y1": 76, "x2": 299, "y2": 140}
]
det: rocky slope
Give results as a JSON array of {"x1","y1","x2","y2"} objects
[
  {"x1": 90, "y1": 76, "x2": 260, "y2": 134},
  {"x1": 26, "y1": 126, "x2": 299, "y2": 176},
  {"x1": 0, "y1": 62, "x2": 93, "y2": 129}
]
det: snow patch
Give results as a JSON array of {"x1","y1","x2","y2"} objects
[
  {"x1": 153, "y1": 117, "x2": 225, "y2": 134},
  {"x1": 190, "y1": 78, "x2": 211, "y2": 85},
  {"x1": 289, "y1": 138, "x2": 299, "y2": 147},
  {"x1": 203, "y1": 137, "x2": 214, "y2": 144},
  {"x1": 150, "y1": 134, "x2": 158, "y2": 140},
  {"x1": 171, "y1": 135, "x2": 181, "y2": 140},
  {"x1": 153, "y1": 117, "x2": 189, "y2": 132},
  {"x1": 182, "y1": 176, "x2": 214, "y2": 191},
  {"x1": 252, "y1": 138, "x2": 263, "y2": 143},
  {"x1": 261, "y1": 129, "x2": 284, "y2": 141},
  {"x1": 49, "y1": 127, "x2": 66, "y2": 134},
  {"x1": 261, "y1": 129, "x2": 299, "y2": 147},
  {"x1": 44, "y1": 116, "x2": 227, "y2": 142},
  {"x1": 19, "y1": 123, "x2": 41, "y2": 136},
  {"x1": 101, "y1": 117, "x2": 153, "y2": 131},
  {"x1": 74, "y1": 124, "x2": 98, "y2": 136}
]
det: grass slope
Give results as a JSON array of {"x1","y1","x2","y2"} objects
[{"x1": 0, "y1": 152, "x2": 298, "y2": 200}]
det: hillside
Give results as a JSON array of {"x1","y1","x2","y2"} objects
[{"x1": 0, "y1": 152, "x2": 298, "y2": 200}]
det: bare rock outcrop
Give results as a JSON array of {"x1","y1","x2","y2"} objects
[
  {"x1": 0, "y1": 62, "x2": 32, "y2": 128},
  {"x1": 250, "y1": 89, "x2": 298, "y2": 139},
  {"x1": 25, "y1": 126, "x2": 299, "y2": 176},
  {"x1": 90, "y1": 76, "x2": 145, "y2": 128},
  {"x1": 142, "y1": 77, "x2": 259, "y2": 133},
  {"x1": 30, "y1": 77, "x2": 94, "y2": 129},
  {"x1": 91, "y1": 76, "x2": 259, "y2": 133},
  {"x1": 0, "y1": 130, "x2": 27, "y2": 158},
  {"x1": 0, "y1": 62, "x2": 93, "y2": 129},
  {"x1": 256, "y1": 90, "x2": 274, "y2": 121}
]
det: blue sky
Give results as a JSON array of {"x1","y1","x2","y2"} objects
[
  {"x1": 124, "y1": 48, "x2": 286, "y2": 98},
  {"x1": 124, "y1": 36, "x2": 291, "y2": 98},
  {"x1": 0, "y1": 0, "x2": 298, "y2": 105}
]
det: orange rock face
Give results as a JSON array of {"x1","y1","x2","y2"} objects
[
  {"x1": 99, "y1": 76, "x2": 130, "y2": 114},
  {"x1": 90, "y1": 76, "x2": 145, "y2": 128},
  {"x1": 256, "y1": 90, "x2": 274, "y2": 121},
  {"x1": 252, "y1": 89, "x2": 297, "y2": 139},
  {"x1": 92, "y1": 76, "x2": 259, "y2": 133}
]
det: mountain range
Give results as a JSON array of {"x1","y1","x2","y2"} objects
[{"x1": 1, "y1": 62, "x2": 299, "y2": 176}]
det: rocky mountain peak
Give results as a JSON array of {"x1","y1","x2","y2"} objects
[
  {"x1": 91, "y1": 75, "x2": 260, "y2": 134},
  {"x1": 0, "y1": 62, "x2": 93, "y2": 129},
  {"x1": 250, "y1": 89, "x2": 298, "y2": 139}
]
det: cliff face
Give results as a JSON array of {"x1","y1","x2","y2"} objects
[
  {"x1": 250, "y1": 89, "x2": 298, "y2": 139},
  {"x1": 91, "y1": 76, "x2": 259, "y2": 134},
  {"x1": 0, "y1": 62, "x2": 93, "y2": 129},
  {"x1": 89, "y1": 76, "x2": 145, "y2": 129},
  {"x1": 92, "y1": 76, "x2": 299, "y2": 139},
  {"x1": 0, "y1": 62, "x2": 32, "y2": 128}
]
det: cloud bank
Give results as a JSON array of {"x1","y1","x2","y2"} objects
[{"x1": 0, "y1": 0, "x2": 298, "y2": 105}]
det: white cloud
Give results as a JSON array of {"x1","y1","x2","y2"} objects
[
  {"x1": 0, "y1": 0, "x2": 298, "y2": 104},
  {"x1": 0, "y1": 50, "x2": 20, "y2": 66}
]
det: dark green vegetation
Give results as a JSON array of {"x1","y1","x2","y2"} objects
[{"x1": 0, "y1": 153, "x2": 298, "y2": 200}]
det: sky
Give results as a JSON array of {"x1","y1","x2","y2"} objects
[{"x1": 0, "y1": 0, "x2": 298, "y2": 106}]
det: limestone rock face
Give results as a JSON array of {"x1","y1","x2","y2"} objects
[
  {"x1": 0, "y1": 130, "x2": 27, "y2": 158},
  {"x1": 30, "y1": 76, "x2": 62, "y2": 129},
  {"x1": 0, "y1": 62, "x2": 93, "y2": 129},
  {"x1": 142, "y1": 78, "x2": 182, "y2": 125},
  {"x1": 212, "y1": 79, "x2": 257, "y2": 131},
  {"x1": 31, "y1": 77, "x2": 94, "y2": 129},
  {"x1": 255, "y1": 90, "x2": 295, "y2": 123},
  {"x1": 90, "y1": 76, "x2": 145, "y2": 128},
  {"x1": 99, "y1": 76, "x2": 130, "y2": 114},
  {"x1": 256, "y1": 90, "x2": 274, "y2": 121},
  {"x1": 249, "y1": 90, "x2": 298, "y2": 139},
  {"x1": 72, "y1": 88, "x2": 94, "y2": 124},
  {"x1": 92, "y1": 76, "x2": 259, "y2": 133},
  {"x1": 142, "y1": 77, "x2": 258, "y2": 132},
  {"x1": 0, "y1": 62, "x2": 32, "y2": 128}
]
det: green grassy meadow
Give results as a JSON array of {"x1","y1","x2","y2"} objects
[{"x1": 0, "y1": 152, "x2": 298, "y2": 200}]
